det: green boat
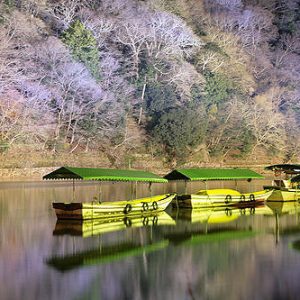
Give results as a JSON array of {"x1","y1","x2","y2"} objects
[{"x1": 44, "y1": 166, "x2": 176, "y2": 220}]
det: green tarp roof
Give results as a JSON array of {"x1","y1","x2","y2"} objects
[
  {"x1": 164, "y1": 168, "x2": 263, "y2": 181},
  {"x1": 43, "y1": 167, "x2": 167, "y2": 183}
]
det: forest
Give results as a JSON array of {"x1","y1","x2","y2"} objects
[{"x1": 0, "y1": 0, "x2": 300, "y2": 169}]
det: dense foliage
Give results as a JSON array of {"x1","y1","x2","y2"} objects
[
  {"x1": 0, "y1": 0, "x2": 299, "y2": 166},
  {"x1": 62, "y1": 20, "x2": 100, "y2": 79}
]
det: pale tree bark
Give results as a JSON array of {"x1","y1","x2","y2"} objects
[
  {"x1": 46, "y1": 0, "x2": 82, "y2": 31},
  {"x1": 116, "y1": 21, "x2": 147, "y2": 80},
  {"x1": 145, "y1": 11, "x2": 203, "y2": 59},
  {"x1": 25, "y1": 37, "x2": 128, "y2": 152},
  {"x1": 242, "y1": 101, "x2": 286, "y2": 154}
]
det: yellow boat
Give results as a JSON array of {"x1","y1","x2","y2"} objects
[
  {"x1": 266, "y1": 188, "x2": 300, "y2": 201},
  {"x1": 44, "y1": 167, "x2": 176, "y2": 220},
  {"x1": 264, "y1": 164, "x2": 300, "y2": 202},
  {"x1": 174, "y1": 189, "x2": 273, "y2": 209},
  {"x1": 165, "y1": 168, "x2": 271, "y2": 208},
  {"x1": 53, "y1": 193, "x2": 176, "y2": 220}
]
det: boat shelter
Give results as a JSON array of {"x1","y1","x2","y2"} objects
[
  {"x1": 265, "y1": 164, "x2": 300, "y2": 174},
  {"x1": 291, "y1": 174, "x2": 300, "y2": 184},
  {"x1": 164, "y1": 168, "x2": 263, "y2": 181},
  {"x1": 43, "y1": 166, "x2": 167, "y2": 183},
  {"x1": 164, "y1": 168, "x2": 264, "y2": 193},
  {"x1": 43, "y1": 166, "x2": 167, "y2": 201}
]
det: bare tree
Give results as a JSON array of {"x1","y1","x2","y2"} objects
[
  {"x1": 0, "y1": 86, "x2": 54, "y2": 148},
  {"x1": 116, "y1": 20, "x2": 147, "y2": 79},
  {"x1": 82, "y1": 14, "x2": 115, "y2": 49},
  {"x1": 166, "y1": 61, "x2": 205, "y2": 101},
  {"x1": 145, "y1": 11, "x2": 203, "y2": 60},
  {"x1": 116, "y1": 9, "x2": 203, "y2": 79},
  {"x1": 206, "y1": 0, "x2": 243, "y2": 10},
  {"x1": 0, "y1": 91, "x2": 26, "y2": 146},
  {"x1": 0, "y1": 17, "x2": 27, "y2": 94},
  {"x1": 207, "y1": 4, "x2": 276, "y2": 49},
  {"x1": 21, "y1": 37, "x2": 131, "y2": 152},
  {"x1": 206, "y1": 97, "x2": 246, "y2": 157},
  {"x1": 46, "y1": 0, "x2": 82, "y2": 32},
  {"x1": 100, "y1": 0, "x2": 129, "y2": 16},
  {"x1": 242, "y1": 100, "x2": 286, "y2": 153}
]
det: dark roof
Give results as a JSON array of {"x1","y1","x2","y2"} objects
[
  {"x1": 291, "y1": 174, "x2": 300, "y2": 183},
  {"x1": 164, "y1": 168, "x2": 263, "y2": 181},
  {"x1": 265, "y1": 164, "x2": 300, "y2": 174},
  {"x1": 43, "y1": 167, "x2": 167, "y2": 183}
]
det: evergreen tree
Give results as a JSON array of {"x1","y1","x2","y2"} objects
[
  {"x1": 144, "y1": 82, "x2": 178, "y2": 115},
  {"x1": 62, "y1": 20, "x2": 100, "y2": 79},
  {"x1": 204, "y1": 72, "x2": 232, "y2": 108},
  {"x1": 152, "y1": 105, "x2": 207, "y2": 163}
]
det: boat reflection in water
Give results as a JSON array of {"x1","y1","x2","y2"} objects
[
  {"x1": 167, "y1": 203, "x2": 276, "y2": 246},
  {"x1": 47, "y1": 239, "x2": 169, "y2": 272},
  {"x1": 266, "y1": 200, "x2": 300, "y2": 244},
  {"x1": 172, "y1": 200, "x2": 270, "y2": 223},
  {"x1": 53, "y1": 211, "x2": 176, "y2": 238},
  {"x1": 47, "y1": 211, "x2": 175, "y2": 272},
  {"x1": 47, "y1": 199, "x2": 300, "y2": 273},
  {"x1": 171, "y1": 200, "x2": 300, "y2": 246},
  {"x1": 266, "y1": 200, "x2": 300, "y2": 216}
]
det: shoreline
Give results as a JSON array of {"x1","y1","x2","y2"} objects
[{"x1": 0, "y1": 164, "x2": 274, "y2": 182}]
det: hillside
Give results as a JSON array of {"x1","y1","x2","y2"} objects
[{"x1": 0, "y1": 0, "x2": 300, "y2": 171}]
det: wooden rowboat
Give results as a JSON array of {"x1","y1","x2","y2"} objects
[
  {"x1": 174, "y1": 189, "x2": 273, "y2": 209},
  {"x1": 53, "y1": 193, "x2": 176, "y2": 220}
]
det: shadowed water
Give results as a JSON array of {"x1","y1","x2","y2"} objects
[{"x1": 1, "y1": 180, "x2": 300, "y2": 300}]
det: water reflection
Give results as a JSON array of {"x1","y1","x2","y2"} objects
[
  {"x1": 266, "y1": 201, "x2": 300, "y2": 245},
  {"x1": 2, "y1": 181, "x2": 300, "y2": 300},
  {"x1": 172, "y1": 205, "x2": 259, "y2": 224},
  {"x1": 47, "y1": 211, "x2": 176, "y2": 272},
  {"x1": 47, "y1": 238, "x2": 169, "y2": 272},
  {"x1": 53, "y1": 211, "x2": 175, "y2": 237}
]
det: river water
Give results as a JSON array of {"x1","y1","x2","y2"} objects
[{"x1": 1, "y1": 180, "x2": 300, "y2": 300}]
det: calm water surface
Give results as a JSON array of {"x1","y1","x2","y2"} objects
[{"x1": 1, "y1": 180, "x2": 300, "y2": 300}]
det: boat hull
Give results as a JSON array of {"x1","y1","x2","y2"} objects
[
  {"x1": 53, "y1": 193, "x2": 176, "y2": 220},
  {"x1": 173, "y1": 190, "x2": 273, "y2": 209},
  {"x1": 266, "y1": 189, "x2": 300, "y2": 202}
]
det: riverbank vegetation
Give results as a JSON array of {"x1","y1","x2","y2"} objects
[{"x1": 0, "y1": 0, "x2": 299, "y2": 168}]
